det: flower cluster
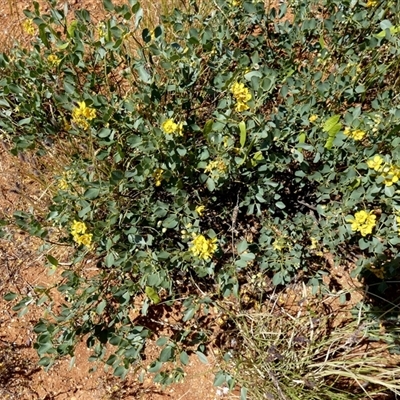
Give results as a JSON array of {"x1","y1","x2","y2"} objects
[
  {"x1": 153, "y1": 168, "x2": 164, "y2": 186},
  {"x1": 57, "y1": 170, "x2": 74, "y2": 191},
  {"x1": 71, "y1": 220, "x2": 93, "y2": 247},
  {"x1": 58, "y1": 178, "x2": 68, "y2": 190},
  {"x1": 381, "y1": 165, "x2": 400, "y2": 186},
  {"x1": 190, "y1": 234, "x2": 217, "y2": 260},
  {"x1": 161, "y1": 119, "x2": 183, "y2": 135},
  {"x1": 22, "y1": 19, "x2": 35, "y2": 35},
  {"x1": 272, "y1": 238, "x2": 286, "y2": 251},
  {"x1": 47, "y1": 54, "x2": 61, "y2": 67},
  {"x1": 366, "y1": 0, "x2": 377, "y2": 6},
  {"x1": 366, "y1": 155, "x2": 400, "y2": 187},
  {"x1": 349, "y1": 210, "x2": 377, "y2": 236},
  {"x1": 204, "y1": 159, "x2": 227, "y2": 177},
  {"x1": 71, "y1": 101, "x2": 96, "y2": 130},
  {"x1": 97, "y1": 22, "x2": 107, "y2": 39},
  {"x1": 366, "y1": 155, "x2": 384, "y2": 171},
  {"x1": 230, "y1": 82, "x2": 251, "y2": 112},
  {"x1": 309, "y1": 114, "x2": 318, "y2": 123},
  {"x1": 344, "y1": 127, "x2": 366, "y2": 141},
  {"x1": 195, "y1": 205, "x2": 206, "y2": 216}
]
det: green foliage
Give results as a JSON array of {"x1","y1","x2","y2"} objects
[{"x1": 1, "y1": 0, "x2": 400, "y2": 390}]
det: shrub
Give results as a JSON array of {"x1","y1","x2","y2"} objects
[{"x1": 1, "y1": 0, "x2": 400, "y2": 390}]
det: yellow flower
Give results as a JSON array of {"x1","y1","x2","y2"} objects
[
  {"x1": 272, "y1": 239, "x2": 285, "y2": 251},
  {"x1": 235, "y1": 101, "x2": 250, "y2": 112},
  {"x1": 72, "y1": 101, "x2": 96, "y2": 130},
  {"x1": 381, "y1": 165, "x2": 400, "y2": 186},
  {"x1": 309, "y1": 115, "x2": 318, "y2": 123},
  {"x1": 162, "y1": 119, "x2": 176, "y2": 134},
  {"x1": 71, "y1": 221, "x2": 93, "y2": 247},
  {"x1": 230, "y1": 82, "x2": 251, "y2": 112},
  {"x1": 47, "y1": 54, "x2": 61, "y2": 66},
  {"x1": 309, "y1": 237, "x2": 318, "y2": 250},
  {"x1": 71, "y1": 220, "x2": 87, "y2": 235},
  {"x1": 195, "y1": 205, "x2": 206, "y2": 216},
  {"x1": 190, "y1": 234, "x2": 217, "y2": 260},
  {"x1": 58, "y1": 178, "x2": 69, "y2": 190},
  {"x1": 344, "y1": 127, "x2": 366, "y2": 141},
  {"x1": 366, "y1": 0, "x2": 377, "y2": 6},
  {"x1": 22, "y1": 19, "x2": 35, "y2": 35},
  {"x1": 153, "y1": 168, "x2": 164, "y2": 186},
  {"x1": 204, "y1": 160, "x2": 227, "y2": 174},
  {"x1": 76, "y1": 233, "x2": 93, "y2": 247},
  {"x1": 97, "y1": 22, "x2": 107, "y2": 38},
  {"x1": 176, "y1": 122, "x2": 184, "y2": 136},
  {"x1": 366, "y1": 155, "x2": 384, "y2": 171},
  {"x1": 352, "y1": 129, "x2": 366, "y2": 141},
  {"x1": 161, "y1": 119, "x2": 183, "y2": 135},
  {"x1": 230, "y1": 82, "x2": 251, "y2": 101},
  {"x1": 349, "y1": 210, "x2": 377, "y2": 236}
]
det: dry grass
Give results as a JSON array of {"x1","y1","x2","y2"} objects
[{"x1": 223, "y1": 291, "x2": 400, "y2": 400}]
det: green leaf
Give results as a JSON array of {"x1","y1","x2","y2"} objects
[
  {"x1": 319, "y1": 34, "x2": 325, "y2": 49},
  {"x1": 18, "y1": 118, "x2": 31, "y2": 126},
  {"x1": 374, "y1": 25, "x2": 400, "y2": 39},
  {"x1": 56, "y1": 41, "x2": 70, "y2": 50},
  {"x1": 46, "y1": 255, "x2": 58, "y2": 267},
  {"x1": 324, "y1": 117, "x2": 342, "y2": 150},
  {"x1": 183, "y1": 307, "x2": 196, "y2": 322},
  {"x1": 276, "y1": 201, "x2": 285, "y2": 209},
  {"x1": 105, "y1": 252, "x2": 115, "y2": 268},
  {"x1": 0, "y1": 98, "x2": 10, "y2": 107},
  {"x1": 134, "y1": 6, "x2": 143, "y2": 29},
  {"x1": 38, "y1": 357, "x2": 52, "y2": 367},
  {"x1": 136, "y1": 65, "x2": 151, "y2": 83},
  {"x1": 239, "y1": 121, "x2": 246, "y2": 148},
  {"x1": 206, "y1": 177, "x2": 215, "y2": 192},
  {"x1": 145, "y1": 286, "x2": 160, "y2": 304},
  {"x1": 96, "y1": 299, "x2": 107, "y2": 315},
  {"x1": 323, "y1": 115, "x2": 341, "y2": 133},
  {"x1": 214, "y1": 371, "x2": 227, "y2": 387},
  {"x1": 103, "y1": 0, "x2": 114, "y2": 11},
  {"x1": 67, "y1": 20, "x2": 77, "y2": 38},
  {"x1": 298, "y1": 133, "x2": 306, "y2": 144},
  {"x1": 148, "y1": 361, "x2": 162, "y2": 373},
  {"x1": 162, "y1": 217, "x2": 178, "y2": 229},
  {"x1": 114, "y1": 365, "x2": 128, "y2": 379},
  {"x1": 196, "y1": 351, "x2": 208, "y2": 364},
  {"x1": 110, "y1": 170, "x2": 124, "y2": 185},
  {"x1": 156, "y1": 337, "x2": 168, "y2": 347},
  {"x1": 159, "y1": 346, "x2": 173, "y2": 362},
  {"x1": 203, "y1": 120, "x2": 213, "y2": 136},
  {"x1": 384, "y1": 185, "x2": 395, "y2": 198},
  {"x1": 38, "y1": 23, "x2": 50, "y2": 48},
  {"x1": 4, "y1": 292, "x2": 17, "y2": 301},
  {"x1": 180, "y1": 351, "x2": 189, "y2": 365},
  {"x1": 84, "y1": 188, "x2": 100, "y2": 200},
  {"x1": 272, "y1": 271, "x2": 284, "y2": 286},
  {"x1": 237, "y1": 240, "x2": 248, "y2": 254}
]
